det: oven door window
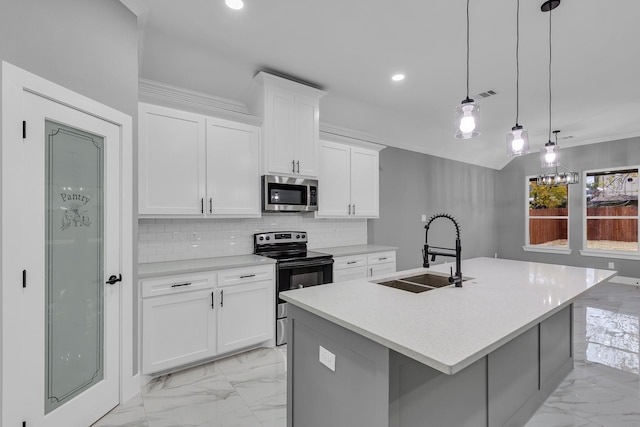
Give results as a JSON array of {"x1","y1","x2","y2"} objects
[
  {"x1": 278, "y1": 263, "x2": 333, "y2": 296},
  {"x1": 269, "y1": 183, "x2": 307, "y2": 206}
]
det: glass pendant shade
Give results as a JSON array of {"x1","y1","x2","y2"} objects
[
  {"x1": 540, "y1": 141, "x2": 559, "y2": 167},
  {"x1": 506, "y1": 125, "x2": 529, "y2": 156},
  {"x1": 454, "y1": 99, "x2": 480, "y2": 139}
]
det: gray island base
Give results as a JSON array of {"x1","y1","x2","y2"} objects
[
  {"x1": 282, "y1": 258, "x2": 615, "y2": 427},
  {"x1": 288, "y1": 303, "x2": 571, "y2": 427}
]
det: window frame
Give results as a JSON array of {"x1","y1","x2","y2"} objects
[
  {"x1": 579, "y1": 166, "x2": 640, "y2": 260},
  {"x1": 523, "y1": 175, "x2": 572, "y2": 254}
]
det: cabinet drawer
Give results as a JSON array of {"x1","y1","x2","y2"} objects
[
  {"x1": 333, "y1": 255, "x2": 367, "y2": 270},
  {"x1": 334, "y1": 266, "x2": 368, "y2": 283},
  {"x1": 218, "y1": 265, "x2": 275, "y2": 288},
  {"x1": 366, "y1": 251, "x2": 396, "y2": 265},
  {"x1": 141, "y1": 272, "x2": 216, "y2": 298}
]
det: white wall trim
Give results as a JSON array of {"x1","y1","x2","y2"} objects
[{"x1": 608, "y1": 275, "x2": 640, "y2": 286}]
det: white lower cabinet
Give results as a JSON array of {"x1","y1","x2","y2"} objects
[
  {"x1": 141, "y1": 273, "x2": 217, "y2": 374},
  {"x1": 217, "y1": 281, "x2": 273, "y2": 354},
  {"x1": 333, "y1": 251, "x2": 396, "y2": 283},
  {"x1": 141, "y1": 265, "x2": 275, "y2": 374}
]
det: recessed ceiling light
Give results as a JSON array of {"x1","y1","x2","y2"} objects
[
  {"x1": 391, "y1": 74, "x2": 405, "y2": 82},
  {"x1": 225, "y1": 0, "x2": 244, "y2": 10}
]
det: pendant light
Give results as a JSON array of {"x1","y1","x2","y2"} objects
[
  {"x1": 454, "y1": 0, "x2": 480, "y2": 139},
  {"x1": 506, "y1": 0, "x2": 529, "y2": 156},
  {"x1": 535, "y1": 2, "x2": 578, "y2": 186},
  {"x1": 537, "y1": 131, "x2": 579, "y2": 185}
]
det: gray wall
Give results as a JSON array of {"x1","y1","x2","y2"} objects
[
  {"x1": 0, "y1": 0, "x2": 139, "y2": 369},
  {"x1": 368, "y1": 147, "x2": 499, "y2": 271},
  {"x1": 495, "y1": 137, "x2": 640, "y2": 278}
]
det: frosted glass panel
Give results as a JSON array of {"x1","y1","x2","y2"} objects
[{"x1": 45, "y1": 120, "x2": 104, "y2": 413}]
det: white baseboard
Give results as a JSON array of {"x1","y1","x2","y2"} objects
[{"x1": 608, "y1": 275, "x2": 640, "y2": 287}]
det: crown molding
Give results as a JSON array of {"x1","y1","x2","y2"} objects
[
  {"x1": 138, "y1": 79, "x2": 262, "y2": 126},
  {"x1": 319, "y1": 124, "x2": 386, "y2": 151}
]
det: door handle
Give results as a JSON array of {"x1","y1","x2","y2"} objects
[
  {"x1": 106, "y1": 274, "x2": 122, "y2": 285},
  {"x1": 211, "y1": 291, "x2": 214, "y2": 309}
]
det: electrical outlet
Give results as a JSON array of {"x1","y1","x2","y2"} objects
[
  {"x1": 421, "y1": 214, "x2": 427, "y2": 222},
  {"x1": 319, "y1": 345, "x2": 336, "y2": 372},
  {"x1": 608, "y1": 262, "x2": 615, "y2": 269}
]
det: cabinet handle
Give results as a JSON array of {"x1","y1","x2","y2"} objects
[
  {"x1": 211, "y1": 291, "x2": 214, "y2": 309},
  {"x1": 347, "y1": 261, "x2": 357, "y2": 265},
  {"x1": 171, "y1": 282, "x2": 192, "y2": 288},
  {"x1": 296, "y1": 160, "x2": 300, "y2": 173},
  {"x1": 353, "y1": 204, "x2": 356, "y2": 215},
  {"x1": 201, "y1": 198, "x2": 204, "y2": 214},
  {"x1": 369, "y1": 267, "x2": 373, "y2": 276},
  {"x1": 292, "y1": 160, "x2": 295, "y2": 173},
  {"x1": 379, "y1": 257, "x2": 388, "y2": 261},
  {"x1": 220, "y1": 289, "x2": 224, "y2": 307},
  {"x1": 240, "y1": 274, "x2": 256, "y2": 279},
  {"x1": 209, "y1": 198, "x2": 213, "y2": 214},
  {"x1": 348, "y1": 204, "x2": 351, "y2": 215}
]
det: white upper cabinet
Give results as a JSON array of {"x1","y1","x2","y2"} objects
[
  {"x1": 317, "y1": 140, "x2": 380, "y2": 219},
  {"x1": 205, "y1": 117, "x2": 260, "y2": 216},
  {"x1": 250, "y1": 72, "x2": 326, "y2": 178},
  {"x1": 139, "y1": 103, "x2": 206, "y2": 215},
  {"x1": 139, "y1": 103, "x2": 260, "y2": 217}
]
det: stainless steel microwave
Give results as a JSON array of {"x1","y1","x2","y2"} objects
[{"x1": 262, "y1": 175, "x2": 318, "y2": 212}]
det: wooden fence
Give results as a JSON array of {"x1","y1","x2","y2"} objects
[
  {"x1": 529, "y1": 206, "x2": 637, "y2": 244},
  {"x1": 587, "y1": 206, "x2": 638, "y2": 242}
]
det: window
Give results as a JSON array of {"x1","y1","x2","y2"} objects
[
  {"x1": 524, "y1": 176, "x2": 570, "y2": 253},
  {"x1": 581, "y1": 167, "x2": 639, "y2": 259}
]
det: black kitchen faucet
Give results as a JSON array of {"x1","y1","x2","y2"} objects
[{"x1": 422, "y1": 213, "x2": 463, "y2": 287}]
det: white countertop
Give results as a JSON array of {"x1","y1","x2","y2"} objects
[
  {"x1": 280, "y1": 257, "x2": 615, "y2": 375},
  {"x1": 314, "y1": 244, "x2": 397, "y2": 257},
  {"x1": 138, "y1": 254, "x2": 276, "y2": 278}
]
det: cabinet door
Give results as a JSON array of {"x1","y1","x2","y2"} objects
[
  {"x1": 142, "y1": 289, "x2": 216, "y2": 374},
  {"x1": 317, "y1": 141, "x2": 351, "y2": 217},
  {"x1": 294, "y1": 94, "x2": 319, "y2": 177},
  {"x1": 206, "y1": 117, "x2": 260, "y2": 216},
  {"x1": 265, "y1": 88, "x2": 296, "y2": 175},
  {"x1": 217, "y1": 281, "x2": 274, "y2": 354},
  {"x1": 350, "y1": 147, "x2": 379, "y2": 218},
  {"x1": 368, "y1": 262, "x2": 396, "y2": 278},
  {"x1": 139, "y1": 103, "x2": 206, "y2": 215}
]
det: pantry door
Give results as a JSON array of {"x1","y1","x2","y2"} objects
[{"x1": 1, "y1": 64, "x2": 127, "y2": 426}]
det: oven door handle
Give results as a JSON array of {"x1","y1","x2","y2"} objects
[{"x1": 278, "y1": 258, "x2": 334, "y2": 269}]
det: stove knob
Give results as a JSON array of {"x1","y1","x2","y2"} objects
[
  {"x1": 296, "y1": 234, "x2": 300, "y2": 239},
  {"x1": 259, "y1": 236, "x2": 264, "y2": 241},
  {"x1": 266, "y1": 236, "x2": 270, "y2": 241},
  {"x1": 302, "y1": 234, "x2": 306, "y2": 238}
]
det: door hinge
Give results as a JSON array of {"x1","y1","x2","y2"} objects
[
  {"x1": 22, "y1": 121, "x2": 26, "y2": 139},
  {"x1": 22, "y1": 269, "x2": 26, "y2": 288}
]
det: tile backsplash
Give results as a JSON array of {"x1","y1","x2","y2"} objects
[{"x1": 138, "y1": 214, "x2": 367, "y2": 263}]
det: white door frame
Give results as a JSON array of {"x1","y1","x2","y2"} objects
[{"x1": 1, "y1": 61, "x2": 137, "y2": 423}]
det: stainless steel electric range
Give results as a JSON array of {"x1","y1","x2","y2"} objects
[{"x1": 254, "y1": 231, "x2": 333, "y2": 345}]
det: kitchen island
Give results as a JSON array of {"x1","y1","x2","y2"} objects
[{"x1": 281, "y1": 257, "x2": 615, "y2": 427}]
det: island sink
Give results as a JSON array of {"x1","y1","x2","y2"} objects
[{"x1": 375, "y1": 272, "x2": 473, "y2": 293}]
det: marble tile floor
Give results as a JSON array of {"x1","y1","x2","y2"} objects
[
  {"x1": 95, "y1": 282, "x2": 640, "y2": 427},
  {"x1": 92, "y1": 345, "x2": 287, "y2": 427}
]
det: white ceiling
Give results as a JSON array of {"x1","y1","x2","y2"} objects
[{"x1": 135, "y1": 0, "x2": 640, "y2": 169}]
